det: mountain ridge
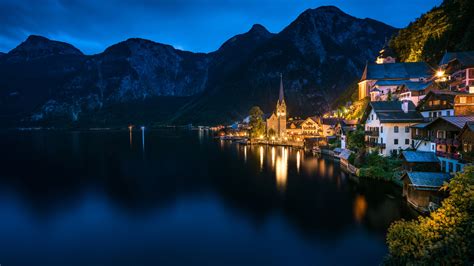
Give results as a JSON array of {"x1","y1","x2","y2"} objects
[{"x1": 0, "y1": 6, "x2": 396, "y2": 127}]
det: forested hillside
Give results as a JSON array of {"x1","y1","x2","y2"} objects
[{"x1": 390, "y1": 0, "x2": 474, "y2": 64}]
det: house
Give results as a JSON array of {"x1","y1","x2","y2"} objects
[
  {"x1": 362, "y1": 101, "x2": 424, "y2": 156},
  {"x1": 358, "y1": 62, "x2": 432, "y2": 100},
  {"x1": 459, "y1": 122, "x2": 474, "y2": 163},
  {"x1": 397, "y1": 81, "x2": 433, "y2": 106},
  {"x1": 416, "y1": 90, "x2": 457, "y2": 120},
  {"x1": 339, "y1": 149, "x2": 353, "y2": 168},
  {"x1": 401, "y1": 151, "x2": 440, "y2": 172},
  {"x1": 321, "y1": 118, "x2": 340, "y2": 137},
  {"x1": 401, "y1": 172, "x2": 451, "y2": 213},
  {"x1": 337, "y1": 120, "x2": 358, "y2": 150},
  {"x1": 439, "y1": 51, "x2": 474, "y2": 92},
  {"x1": 454, "y1": 94, "x2": 474, "y2": 116},
  {"x1": 301, "y1": 116, "x2": 321, "y2": 137},
  {"x1": 287, "y1": 119, "x2": 304, "y2": 137},
  {"x1": 266, "y1": 75, "x2": 287, "y2": 138},
  {"x1": 423, "y1": 116, "x2": 474, "y2": 173},
  {"x1": 410, "y1": 122, "x2": 434, "y2": 152}
]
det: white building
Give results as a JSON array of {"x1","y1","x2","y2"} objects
[{"x1": 362, "y1": 101, "x2": 424, "y2": 156}]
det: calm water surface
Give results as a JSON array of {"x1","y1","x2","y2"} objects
[{"x1": 0, "y1": 129, "x2": 412, "y2": 265}]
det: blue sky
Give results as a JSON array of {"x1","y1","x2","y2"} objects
[{"x1": 0, "y1": 0, "x2": 442, "y2": 54}]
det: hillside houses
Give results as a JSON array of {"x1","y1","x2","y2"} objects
[{"x1": 357, "y1": 50, "x2": 474, "y2": 175}]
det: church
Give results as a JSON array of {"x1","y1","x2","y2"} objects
[{"x1": 266, "y1": 75, "x2": 287, "y2": 139}]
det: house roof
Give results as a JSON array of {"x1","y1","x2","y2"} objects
[
  {"x1": 402, "y1": 151, "x2": 440, "y2": 163},
  {"x1": 362, "y1": 101, "x2": 424, "y2": 123},
  {"x1": 339, "y1": 149, "x2": 352, "y2": 160},
  {"x1": 403, "y1": 82, "x2": 432, "y2": 92},
  {"x1": 459, "y1": 121, "x2": 474, "y2": 137},
  {"x1": 410, "y1": 122, "x2": 430, "y2": 129},
  {"x1": 402, "y1": 172, "x2": 451, "y2": 191},
  {"x1": 360, "y1": 62, "x2": 432, "y2": 82},
  {"x1": 287, "y1": 119, "x2": 304, "y2": 128},
  {"x1": 416, "y1": 90, "x2": 458, "y2": 111},
  {"x1": 439, "y1": 51, "x2": 474, "y2": 68},
  {"x1": 427, "y1": 116, "x2": 474, "y2": 130}
]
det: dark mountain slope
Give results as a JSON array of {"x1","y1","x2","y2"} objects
[{"x1": 0, "y1": 6, "x2": 396, "y2": 127}]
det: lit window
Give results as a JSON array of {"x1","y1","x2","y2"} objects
[{"x1": 460, "y1": 97, "x2": 467, "y2": 104}]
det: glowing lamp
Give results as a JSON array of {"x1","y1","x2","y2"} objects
[
  {"x1": 141, "y1": 126, "x2": 145, "y2": 130},
  {"x1": 436, "y1": 70, "x2": 445, "y2": 78}
]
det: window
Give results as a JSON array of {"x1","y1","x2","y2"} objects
[
  {"x1": 460, "y1": 97, "x2": 467, "y2": 104},
  {"x1": 437, "y1": 130, "x2": 446, "y2": 139},
  {"x1": 371, "y1": 114, "x2": 373, "y2": 120},
  {"x1": 405, "y1": 139, "x2": 409, "y2": 145},
  {"x1": 447, "y1": 110, "x2": 451, "y2": 116},
  {"x1": 381, "y1": 137, "x2": 383, "y2": 144},
  {"x1": 438, "y1": 111, "x2": 442, "y2": 116},
  {"x1": 405, "y1": 126, "x2": 409, "y2": 133},
  {"x1": 394, "y1": 126, "x2": 399, "y2": 133},
  {"x1": 394, "y1": 139, "x2": 399, "y2": 145},
  {"x1": 434, "y1": 100, "x2": 440, "y2": 105}
]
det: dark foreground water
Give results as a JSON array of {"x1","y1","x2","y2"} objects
[{"x1": 0, "y1": 129, "x2": 413, "y2": 265}]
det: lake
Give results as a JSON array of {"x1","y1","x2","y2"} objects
[{"x1": 0, "y1": 129, "x2": 413, "y2": 265}]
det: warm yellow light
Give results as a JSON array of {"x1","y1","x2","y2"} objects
[
  {"x1": 259, "y1": 135, "x2": 264, "y2": 139},
  {"x1": 436, "y1": 70, "x2": 445, "y2": 78},
  {"x1": 271, "y1": 136, "x2": 275, "y2": 141}
]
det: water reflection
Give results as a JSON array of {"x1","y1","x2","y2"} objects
[
  {"x1": 353, "y1": 195, "x2": 368, "y2": 223},
  {"x1": 244, "y1": 146, "x2": 247, "y2": 162},
  {"x1": 259, "y1": 146, "x2": 264, "y2": 170},
  {"x1": 275, "y1": 147, "x2": 288, "y2": 191},
  {"x1": 296, "y1": 150, "x2": 301, "y2": 173},
  {"x1": 271, "y1": 147, "x2": 275, "y2": 169}
]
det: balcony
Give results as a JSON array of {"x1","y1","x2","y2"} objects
[
  {"x1": 412, "y1": 135, "x2": 433, "y2": 141},
  {"x1": 366, "y1": 141, "x2": 386, "y2": 149},
  {"x1": 434, "y1": 138, "x2": 460, "y2": 147},
  {"x1": 365, "y1": 130, "x2": 379, "y2": 137}
]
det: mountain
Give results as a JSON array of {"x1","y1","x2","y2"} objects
[
  {"x1": 390, "y1": 0, "x2": 474, "y2": 64},
  {"x1": 0, "y1": 6, "x2": 396, "y2": 127},
  {"x1": 172, "y1": 6, "x2": 397, "y2": 124}
]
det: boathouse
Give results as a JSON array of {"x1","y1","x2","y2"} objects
[
  {"x1": 401, "y1": 172, "x2": 451, "y2": 212},
  {"x1": 401, "y1": 151, "x2": 440, "y2": 172}
]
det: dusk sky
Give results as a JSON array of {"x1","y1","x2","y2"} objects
[{"x1": 0, "y1": 0, "x2": 442, "y2": 54}]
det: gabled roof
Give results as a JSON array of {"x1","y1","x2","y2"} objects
[
  {"x1": 403, "y1": 82, "x2": 432, "y2": 92},
  {"x1": 416, "y1": 90, "x2": 459, "y2": 111},
  {"x1": 362, "y1": 101, "x2": 424, "y2": 123},
  {"x1": 410, "y1": 122, "x2": 430, "y2": 129},
  {"x1": 402, "y1": 172, "x2": 451, "y2": 191},
  {"x1": 402, "y1": 151, "x2": 439, "y2": 163},
  {"x1": 439, "y1": 51, "x2": 474, "y2": 68},
  {"x1": 360, "y1": 62, "x2": 432, "y2": 82},
  {"x1": 459, "y1": 121, "x2": 474, "y2": 137},
  {"x1": 287, "y1": 119, "x2": 304, "y2": 128},
  {"x1": 426, "y1": 116, "x2": 474, "y2": 130},
  {"x1": 339, "y1": 149, "x2": 352, "y2": 160}
]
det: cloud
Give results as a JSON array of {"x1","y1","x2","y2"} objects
[{"x1": 0, "y1": 0, "x2": 442, "y2": 54}]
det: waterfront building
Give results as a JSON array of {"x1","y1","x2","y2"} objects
[
  {"x1": 358, "y1": 62, "x2": 432, "y2": 100},
  {"x1": 337, "y1": 120, "x2": 358, "y2": 150},
  {"x1": 266, "y1": 75, "x2": 287, "y2": 139},
  {"x1": 321, "y1": 118, "x2": 340, "y2": 137},
  {"x1": 401, "y1": 151, "x2": 440, "y2": 172},
  {"x1": 362, "y1": 101, "x2": 424, "y2": 156},
  {"x1": 301, "y1": 116, "x2": 321, "y2": 136},
  {"x1": 422, "y1": 116, "x2": 474, "y2": 173},
  {"x1": 286, "y1": 119, "x2": 304, "y2": 137},
  {"x1": 438, "y1": 51, "x2": 474, "y2": 92},
  {"x1": 401, "y1": 172, "x2": 451, "y2": 213},
  {"x1": 416, "y1": 90, "x2": 457, "y2": 120}
]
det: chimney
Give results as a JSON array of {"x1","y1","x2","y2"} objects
[{"x1": 402, "y1": 101, "x2": 409, "y2": 113}]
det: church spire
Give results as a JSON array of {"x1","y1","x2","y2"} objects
[{"x1": 279, "y1": 73, "x2": 285, "y2": 104}]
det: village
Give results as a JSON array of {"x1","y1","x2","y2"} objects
[{"x1": 217, "y1": 46, "x2": 474, "y2": 214}]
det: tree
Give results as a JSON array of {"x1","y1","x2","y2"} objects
[
  {"x1": 347, "y1": 125, "x2": 365, "y2": 152},
  {"x1": 248, "y1": 106, "x2": 265, "y2": 139},
  {"x1": 385, "y1": 166, "x2": 474, "y2": 265}
]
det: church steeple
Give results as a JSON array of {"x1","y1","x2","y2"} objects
[{"x1": 278, "y1": 73, "x2": 285, "y2": 104}]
